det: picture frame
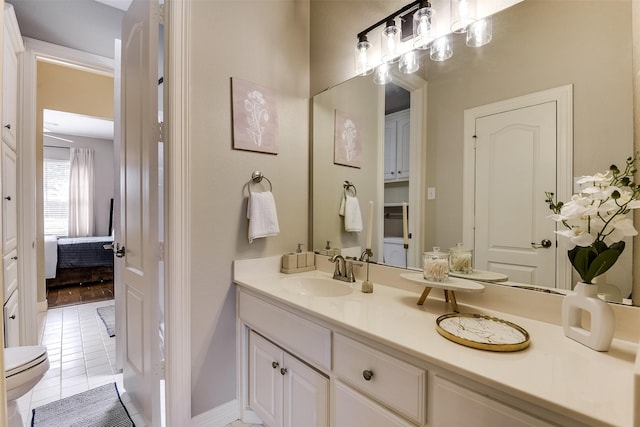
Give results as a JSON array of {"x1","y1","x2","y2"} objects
[
  {"x1": 231, "y1": 78, "x2": 279, "y2": 154},
  {"x1": 333, "y1": 109, "x2": 362, "y2": 168}
]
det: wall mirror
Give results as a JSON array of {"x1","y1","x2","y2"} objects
[{"x1": 311, "y1": 0, "x2": 636, "y2": 306}]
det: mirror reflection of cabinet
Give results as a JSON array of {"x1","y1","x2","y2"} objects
[{"x1": 384, "y1": 109, "x2": 410, "y2": 182}]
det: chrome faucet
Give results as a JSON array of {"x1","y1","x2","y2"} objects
[{"x1": 330, "y1": 255, "x2": 362, "y2": 282}]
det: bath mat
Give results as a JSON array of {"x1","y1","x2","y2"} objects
[
  {"x1": 97, "y1": 304, "x2": 115, "y2": 337},
  {"x1": 31, "y1": 382, "x2": 134, "y2": 427}
]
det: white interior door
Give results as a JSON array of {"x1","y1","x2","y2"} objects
[
  {"x1": 119, "y1": 0, "x2": 161, "y2": 424},
  {"x1": 474, "y1": 102, "x2": 557, "y2": 286}
]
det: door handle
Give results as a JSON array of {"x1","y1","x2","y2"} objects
[
  {"x1": 531, "y1": 239, "x2": 552, "y2": 249},
  {"x1": 115, "y1": 243, "x2": 126, "y2": 258}
]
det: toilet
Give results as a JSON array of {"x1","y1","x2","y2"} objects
[{"x1": 4, "y1": 346, "x2": 49, "y2": 427}]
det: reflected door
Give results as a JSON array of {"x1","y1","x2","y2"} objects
[{"x1": 474, "y1": 102, "x2": 557, "y2": 286}]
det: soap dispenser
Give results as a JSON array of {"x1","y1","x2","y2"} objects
[{"x1": 296, "y1": 243, "x2": 306, "y2": 268}]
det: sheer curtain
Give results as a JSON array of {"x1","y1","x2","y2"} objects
[{"x1": 68, "y1": 147, "x2": 95, "y2": 237}]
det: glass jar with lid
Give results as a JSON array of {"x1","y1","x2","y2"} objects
[
  {"x1": 449, "y1": 243, "x2": 473, "y2": 274},
  {"x1": 423, "y1": 247, "x2": 449, "y2": 282}
]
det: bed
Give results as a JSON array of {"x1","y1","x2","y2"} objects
[{"x1": 45, "y1": 236, "x2": 114, "y2": 287}]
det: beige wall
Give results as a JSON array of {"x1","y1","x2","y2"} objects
[
  {"x1": 312, "y1": 74, "x2": 382, "y2": 255},
  {"x1": 188, "y1": 0, "x2": 310, "y2": 415},
  {"x1": 36, "y1": 61, "x2": 114, "y2": 302}
]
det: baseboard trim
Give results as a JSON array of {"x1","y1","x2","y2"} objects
[
  {"x1": 37, "y1": 300, "x2": 48, "y2": 313},
  {"x1": 191, "y1": 399, "x2": 239, "y2": 427}
]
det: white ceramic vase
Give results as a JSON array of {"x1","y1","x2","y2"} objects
[{"x1": 562, "y1": 282, "x2": 615, "y2": 351}]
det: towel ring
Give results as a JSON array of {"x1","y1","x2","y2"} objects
[
  {"x1": 250, "y1": 171, "x2": 273, "y2": 192},
  {"x1": 343, "y1": 180, "x2": 357, "y2": 197}
]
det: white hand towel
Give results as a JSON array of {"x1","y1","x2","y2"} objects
[
  {"x1": 342, "y1": 195, "x2": 363, "y2": 232},
  {"x1": 247, "y1": 191, "x2": 280, "y2": 243}
]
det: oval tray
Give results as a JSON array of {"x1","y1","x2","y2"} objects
[
  {"x1": 436, "y1": 313, "x2": 530, "y2": 352},
  {"x1": 449, "y1": 269, "x2": 508, "y2": 282},
  {"x1": 400, "y1": 273, "x2": 485, "y2": 292}
]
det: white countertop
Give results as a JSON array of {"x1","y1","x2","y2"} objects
[{"x1": 234, "y1": 258, "x2": 639, "y2": 427}]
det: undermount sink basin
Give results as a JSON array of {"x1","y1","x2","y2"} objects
[{"x1": 280, "y1": 276, "x2": 353, "y2": 297}]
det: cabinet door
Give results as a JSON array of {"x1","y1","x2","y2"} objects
[
  {"x1": 395, "y1": 113, "x2": 411, "y2": 181},
  {"x1": 3, "y1": 249, "x2": 18, "y2": 303},
  {"x1": 2, "y1": 145, "x2": 17, "y2": 252},
  {"x1": 283, "y1": 353, "x2": 328, "y2": 427},
  {"x1": 334, "y1": 380, "x2": 415, "y2": 427},
  {"x1": 433, "y1": 376, "x2": 554, "y2": 427},
  {"x1": 250, "y1": 331, "x2": 283, "y2": 427},
  {"x1": 384, "y1": 118, "x2": 398, "y2": 181},
  {"x1": 4, "y1": 289, "x2": 19, "y2": 347},
  {"x1": 2, "y1": 27, "x2": 18, "y2": 150}
]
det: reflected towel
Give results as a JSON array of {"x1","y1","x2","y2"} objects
[
  {"x1": 340, "y1": 195, "x2": 363, "y2": 232},
  {"x1": 247, "y1": 191, "x2": 280, "y2": 243}
]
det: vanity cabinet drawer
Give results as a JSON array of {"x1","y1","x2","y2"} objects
[
  {"x1": 334, "y1": 380, "x2": 416, "y2": 427},
  {"x1": 238, "y1": 291, "x2": 331, "y2": 371},
  {"x1": 333, "y1": 333, "x2": 426, "y2": 424},
  {"x1": 432, "y1": 376, "x2": 554, "y2": 426}
]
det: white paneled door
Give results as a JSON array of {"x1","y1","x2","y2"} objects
[
  {"x1": 474, "y1": 102, "x2": 557, "y2": 286},
  {"x1": 120, "y1": 0, "x2": 161, "y2": 424}
]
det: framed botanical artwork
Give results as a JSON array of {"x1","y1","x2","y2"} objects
[
  {"x1": 231, "y1": 78, "x2": 279, "y2": 154},
  {"x1": 334, "y1": 109, "x2": 362, "y2": 168}
]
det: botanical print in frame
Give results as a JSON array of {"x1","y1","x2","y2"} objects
[
  {"x1": 232, "y1": 78, "x2": 279, "y2": 154},
  {"x1": 334, "y1": 110, "x2": 362, "y2": 168}
]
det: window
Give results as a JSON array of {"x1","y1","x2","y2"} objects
[{"x1": 43, "y1": 158, "x2": 70, "y2": 236}]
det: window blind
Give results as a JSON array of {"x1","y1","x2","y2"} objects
[{"x1": 43, "y1": 158, "x2": 70, "y2": 237}]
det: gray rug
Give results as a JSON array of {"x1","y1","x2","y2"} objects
[
  {"x1": 31, "y1": 383, "x2": 134, "y2": 427},
  {"x1": 97, "y1": 305, "x2": 115, "y2": 337}
]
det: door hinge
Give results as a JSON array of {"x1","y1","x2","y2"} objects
[
  {"x1": 159, "y1": 241, "x2": 165, "y2": 261},
  {"x1": 158, "y1": 121, "x2": 164, "y2": 143},
  {"x1": 159, "y1": 358, "x2": 166, "y2": 380},
  {"x1": 158, "y1": 3, "x2": 165, "y2": 25}
]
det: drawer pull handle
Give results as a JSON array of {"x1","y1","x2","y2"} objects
[
  {"x1": 362, "y1": 369, "x2": 374, "y2": 381},
  {"x1": 4, "y1": 196, "x2": 10, "y2": 201},
  {"x1": 9, "y1": 315, "x2": 15, "y2": 319},
  {"x1": 272, "y1": 361, "x2": 279, "y2": 369},
  {"x1": 280, "y1": 367, "x2": 288, "y2": 376},
  {"x1": 11, "y1": 256, "x2": 17, "y2": 260},
  {"x1": 4, "y1": 124, "x2": 10, "y2": 130}
]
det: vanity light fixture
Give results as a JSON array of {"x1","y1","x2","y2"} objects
[
  {"x1": 450, "y1": 0, "x2": 477, "y2": 33},
  {"x1": 354, "y1": 0, "x2": 495, "y2": 84}
]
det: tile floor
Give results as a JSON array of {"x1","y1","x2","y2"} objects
[
  {"x1": 16, "y1": 299, "x2": 260, "y2": 427},
  {"x1": 15, "y1": 300, "x2": 145, "y2": 426}
]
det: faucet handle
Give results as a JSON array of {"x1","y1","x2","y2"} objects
[{"x1": 346, "y1": 259, "x2": 363, "y2": 281}]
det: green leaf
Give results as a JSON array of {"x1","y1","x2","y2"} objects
[{"x1": 585, "y1": 249, "x2": 623, "y2": 282}]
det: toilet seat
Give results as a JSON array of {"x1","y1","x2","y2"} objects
[{"x1": 5, "y1": 346, "x2": 48, "y2": 377}]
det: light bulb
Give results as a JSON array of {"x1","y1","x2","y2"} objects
[
  {"x1": 450, "y1": 0, "x2": 477, "y2": 33},
  {"x1": 373, "y1": 63, "x2": 392, "y2": 85},
  {"x1": 382, "y1": 20, "x2": 401, "y2": 63},
  {"x1": 399, "y1": 50, "x2": 419, "y2": 74},
  {"x1": 413, "y1": 5, "x2": 433, "y2": 50},
  {"x1": 430, "y1": 36, "x2": 453, "y2": 61},
  {"x1": 466, "y1": 16, "x2": 492, "y2": 47}
]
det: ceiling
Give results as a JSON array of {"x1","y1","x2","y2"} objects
[{"x1": 44, "y1": 110, "x2": 114, "y2": 141}]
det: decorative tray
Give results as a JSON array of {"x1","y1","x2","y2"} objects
[
  {"x1": 449, "y1": 269, "x2": 508, "y2": 282},
  {"x1": 435, "y1": 313, "x2": 530, "y2": 352},
  {"x1": 400, "y1": 273, "x2": 485, "y2": 293}
]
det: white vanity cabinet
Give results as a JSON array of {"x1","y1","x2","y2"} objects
[
  {"x1": 384, "y1": 109, "x2": 410, "y2": 182},
  {"x1": 249, "y1": 331, "x2": 329, "y2": 427},
  {"x1": 2, "y1": 143, "x2": 17, "y2": 253},
  {"x1": 3, "y1": 288, "x2": 19, "y2": 348}
]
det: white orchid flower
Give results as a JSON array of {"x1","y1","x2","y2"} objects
[
  {"x1": 575, "y1": 171, "x2": 613, "y2": 186},
  {"x1": 555, "y1": 228, "x2": 595, "y2": 247}
]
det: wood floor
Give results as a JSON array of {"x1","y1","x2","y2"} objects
[{"x1": 47, "y1": 281, "x2": 114, "y2": 308}]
